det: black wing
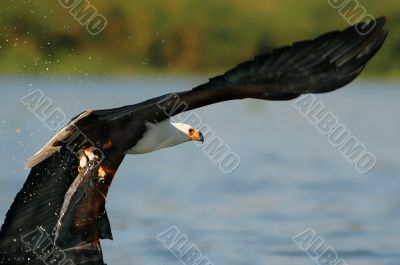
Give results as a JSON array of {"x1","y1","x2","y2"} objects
[
  {"x1": 0, "y1": 16, "x2": 388, "y2": 265},
  {"x1": 174, "y1": 16, "x2": 388, "y2": 110},
  {"x1": 96, "y1": 17, "x2": 387, "y2": 123},
  {"x1": 0, "y1": 141, "x2": 124, "y2": 265}
]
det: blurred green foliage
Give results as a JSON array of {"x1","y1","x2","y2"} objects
[{"x1": 0, "y1": 0, "x2": 398, "y2": 77}]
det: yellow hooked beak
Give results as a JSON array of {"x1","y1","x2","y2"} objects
[{"x1": 189, "y1": 129, "x2": 204, "y2": 143}]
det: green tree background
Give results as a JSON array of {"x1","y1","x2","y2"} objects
[{"x1": 0, "y1": 0, "x2": 398, "y2": 77}]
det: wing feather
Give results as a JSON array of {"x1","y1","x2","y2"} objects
[
  {"x1": 0, "y1": 144, "x2": 124, "y2": 265},
  {"x1": 93, "y1": 17, "x2": 388, "y2": 124},
  {"x1": 0, "y1": 16, "x2": 389, "y2": 265},
  {"x1": 25, "y1": 111, "x2": 93, "y2": 169}
]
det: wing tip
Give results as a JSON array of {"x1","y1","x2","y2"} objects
[
  {"x1": 357, "y1": 15, "x2": 388, "y2": 36},
  {"x1": 376, "y1": 15, "x2": 387, "y2": 25}
]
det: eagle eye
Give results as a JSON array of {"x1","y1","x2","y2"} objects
[{"x1": 189, "y1": 128, "x2": 194, "y2": 135}]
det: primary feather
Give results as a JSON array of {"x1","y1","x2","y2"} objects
[{"x1": 0, "y1": 17, "x2": 388, "y2": 265}]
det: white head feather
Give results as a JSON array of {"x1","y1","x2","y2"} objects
[{"x1": 126, "y1": 120, "x2": 203, "y2": 154}]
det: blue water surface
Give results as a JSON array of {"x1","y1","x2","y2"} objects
[{"x1": 0, "y1": 77, "x2": 399, "y2": 265}]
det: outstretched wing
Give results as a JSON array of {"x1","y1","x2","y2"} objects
[
  {"x1": 160, "y1": 16, "x2": 388, "y2": 115},
  {"x1": 95, "y1": 17, "x2": 388, "y2": 123},
  {"x1": 0, "y1": 138, "x2": 124, "y2": 265},
  {"x1": 0, "y1": 16, "x2": 388, "y2": 265}
]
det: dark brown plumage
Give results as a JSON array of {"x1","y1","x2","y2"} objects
[{"x1": 0, "y1": 17, "x2": 388, "y2": 265}]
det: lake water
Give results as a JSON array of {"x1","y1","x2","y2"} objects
[{"x1": 0, "y1": 77, "x2": 399, "y2": 265}]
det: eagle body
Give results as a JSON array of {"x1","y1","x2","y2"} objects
[{"x1": 0, "y1": 17, "x2": 388, "y2": 265}]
